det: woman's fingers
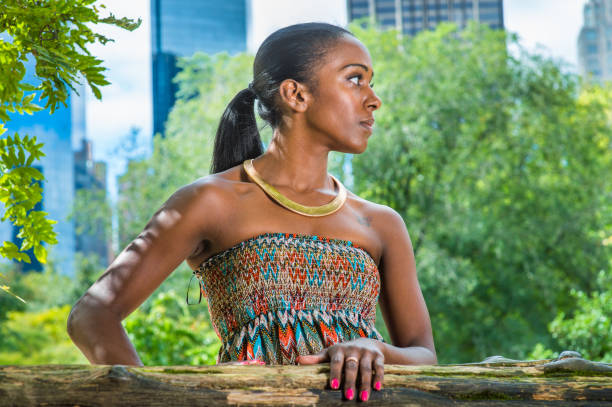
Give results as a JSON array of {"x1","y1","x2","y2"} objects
[
  {"x1": 342, "y1": 354, "x2": 360, "y2": 400},
  {"x1": 373, "y1": 354, "x2": 384, "y2": 391},
  {"x1": 296, "y1": 350, "x2": 328, "y2": 365},
  {"x1": 328, "y1": 350, "x2": 344, "y2": 390},
  {"x1": 358, "y1": 353, "x2": 374, "y2": 401}
]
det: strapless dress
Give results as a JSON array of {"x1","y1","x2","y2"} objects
[{"x1": 192, "y1": 232, "x2": 383, "y2": 365}]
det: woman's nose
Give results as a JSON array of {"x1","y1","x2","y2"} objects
[{"x1": 367, "y1": 89, "x2": 382, "y2": 111}]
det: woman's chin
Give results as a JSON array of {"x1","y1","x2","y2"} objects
[{"x1": 352, "y1": 139, "x2": 370, "y2": 154}]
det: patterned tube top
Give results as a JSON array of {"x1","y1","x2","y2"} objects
[{"x1": 193, "y1": 232, "x2": 384, "y2": 365}]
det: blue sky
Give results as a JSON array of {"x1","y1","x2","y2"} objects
[{"x1": 83, "y1": 0, "x2": 589, "y2": 201}]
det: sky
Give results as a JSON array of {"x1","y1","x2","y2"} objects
[{"x1": 83, "y1": 0, "x2": 589, "y2": 201}]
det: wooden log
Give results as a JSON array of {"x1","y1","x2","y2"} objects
[{"x1": 0, "y1": 354, "x2": 611, "y2": 406}]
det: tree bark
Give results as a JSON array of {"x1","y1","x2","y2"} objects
[{"x1": 0, "y1": 354, "x2": 610, "y2": 406}]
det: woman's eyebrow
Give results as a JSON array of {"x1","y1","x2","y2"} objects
[{"x1": 339, "y1": 63, "x2": 375, "y2": 78}]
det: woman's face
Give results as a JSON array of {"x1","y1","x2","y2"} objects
[{"x1": 304, "y1": 35, "x2": 382, "y2": 154}]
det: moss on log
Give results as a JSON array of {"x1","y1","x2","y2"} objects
[{"x1": 0, "y1": 354, "x2": 611, "y2": 406}]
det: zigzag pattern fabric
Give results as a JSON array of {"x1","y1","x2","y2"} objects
[{"x1": 193, "y1": 232, "x2": 383, "y2": 365}]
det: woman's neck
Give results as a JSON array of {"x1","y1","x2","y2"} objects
[{"x1": 254, "y1": 128, "x2": 333, "y2": 195}]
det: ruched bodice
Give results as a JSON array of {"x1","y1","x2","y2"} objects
[{"x1": 193, "y1": 232, "x2": 383, "y2": 365}]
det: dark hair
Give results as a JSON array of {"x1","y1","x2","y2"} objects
[{"x1": 210, "y1": 22, "x2": 354, "y2": 174}]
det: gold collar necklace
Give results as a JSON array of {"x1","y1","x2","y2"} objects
[{"x1": 243, "y1": 159, "x2": 347, "y2": 217}]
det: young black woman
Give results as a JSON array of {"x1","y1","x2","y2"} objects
[{"x1": 67, "y1": 22, "x2": 437, "y2": 403}]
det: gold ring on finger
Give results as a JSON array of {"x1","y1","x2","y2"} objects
[{"x1": 345, "y1": 356, "x2": 359, "y2": 365}]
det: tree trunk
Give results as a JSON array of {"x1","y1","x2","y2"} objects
[{"x1": 0, "y1": 354, "x2": 610, "y2": 406}]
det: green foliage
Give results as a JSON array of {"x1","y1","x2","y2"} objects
[
  {"x1": 0, "y1": 258, "x2": 97, "y2": 322},
  {"x1": 527, "y1": 343, "x2": 557, "y2": 360},
  {"x1": 351, "y1": 22, "x2": 612, "y2": 362},
  {"x1": 0, "y1": 256, "x2": 220, "y2": 365},
  {"x1": 549, "y1": 270, "x2": 611, "y2": 362},
  {"x1": 0, "y1": 133, "x2": 55, "y2": 264},
  {"x1": 0, "y1": 262, "x2": 90, "y2": 364},
  {"x1": 528, "y1": 269, "x2": 612, "y2": 362},
  {"x1": 69, "y1": 188, "x2": 112, "y2": 243},
  {"x1": 0, "y1": 0, "x2": 140, "y2": 269},
  {"x1": 0, "y1": 270, "x2": 26, "y2": 304},
  {"x1": 0, "y1": 0, "x2": 141, "y2": 114},
  {"x1": 123, "y1": 289, "x2": 220, "y2": 366},
  {"x1": 0, "y1": 304, "x2": 88, "y2": 364},
  {"x1": 69, "y1": 252, "x2": 105, "y2": 302}
]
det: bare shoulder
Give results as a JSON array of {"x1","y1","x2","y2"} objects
[
  {"x1": 348, "y1": 194, "x2": 410, "y2": 257},
  {"x1": 348, "y1": 194, "x2": 405, "y2": 232},
  {"x1": 163, "y1": 171, "x2": 241, "y2": 232}
]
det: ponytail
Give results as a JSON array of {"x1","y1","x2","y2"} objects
[{"x1": 210, "y1": 87, "x2": 263, "y2": 174}]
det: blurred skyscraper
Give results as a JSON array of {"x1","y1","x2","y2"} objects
[
  {"x1": 74, "y1": 139, "x2": 112, "y2": 266},
  {"x1": 578, "y1": 0, "x2": 612, "y2": 82},
  {"x1": 347, "y1": 0, "x2": 504, "y2": 35},
  {"x1": 151, "y1": 0, "x2": 247, "y2": 137}
]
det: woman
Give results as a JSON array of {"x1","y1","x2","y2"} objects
[{"x1": 67, "y1": 22, "x2": 436, "y2": 402}]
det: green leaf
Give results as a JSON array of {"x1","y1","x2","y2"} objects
[
  {"x1": 33, "y1": 244, "x2": 47, "y2": 264},
  {"x1": 90, "y1": 84, "x2": 102, "y2": 99}
]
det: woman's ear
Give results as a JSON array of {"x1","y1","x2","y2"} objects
[{"x1": 278, "y1": 79, "x2": 312, "y2": 113}]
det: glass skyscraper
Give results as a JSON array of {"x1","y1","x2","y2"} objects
[
  {"x1": 151, "y1": 0, "x2": 247, "y2": 137},
  {"x1": 347, "y1": 0, "x2": 504, "y2": 35},
  {"x1": 578, "y1": 0, "x2": 612, "y2": 82}
]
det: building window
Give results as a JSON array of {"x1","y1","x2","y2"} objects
[
  {"x1": 426, "y1": 2, "x2": 448, "y2": 10},
  {"x1": 479, "y1": 12, "x2": 501, "y2": 21},
  {"x1": 403, "y1": 16, "x2": 424, "y2": 23},
  {"x1": 479, "y1": 1, "x2": 500, "y2": 7},
  {"x1": 377, "y1": 6, "x2": 396, "y2": 13}
]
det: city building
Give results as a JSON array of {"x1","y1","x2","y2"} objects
[
  {"x1": 0, "y1": 60, "x2": 81, "y2": 276},
  {"x1": 74, "y1": 139, "x2": 112, "y2": 266},
  {"x1": 151, "y1": 0, "x2": 247, "y2": 137},
  {"x1": 347, "y1": 0, "x2": 504, "y2": 35},
  {"x1": 578, "y1": 0, "x2": 612, "y2": 82}
]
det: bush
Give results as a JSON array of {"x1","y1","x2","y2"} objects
[
  {"x1": 0, "y1": 304, "x2": 87, "y2": 364},
  {"x1": 123, "y1": 289, "x2": 220, "y2": 365},
  {"x1": 529, "y1": 269, "x2": 612, "y2": 362}
]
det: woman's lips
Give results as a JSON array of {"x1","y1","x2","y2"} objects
[{"x1": 360, "y1": 119, "x2": 374, "y2": 132}]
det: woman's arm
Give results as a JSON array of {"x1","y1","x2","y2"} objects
[
  {"x1": 67, "y1": 179, "x2": 226, "y2": 366},
  {"x1": 297, "y1": 205, "x2": 436, "y2": 402},
  {"x1": 376, "y1": 206, "x2": 437, "y2": 365}
]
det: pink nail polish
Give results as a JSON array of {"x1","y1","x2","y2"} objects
[
  {"x1": 258, "y1": 360, "x2": 266, "y2": 365},
  {"x1": 374, "y1": 381, "x2": 382, "y2": 391},
  {"x1": 330, "y1": 378, "x2": 339, "y2": 389},
  {"x1": 360, "y1": 390, "x2": 369, "y2": 401},
  {"x1": 345, "y1": 388, "x2": 354, "y2": 400}
]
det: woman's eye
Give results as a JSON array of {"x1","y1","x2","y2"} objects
[{"x1": 349, "y1": 76, "x2": 361, "y2": 85}]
